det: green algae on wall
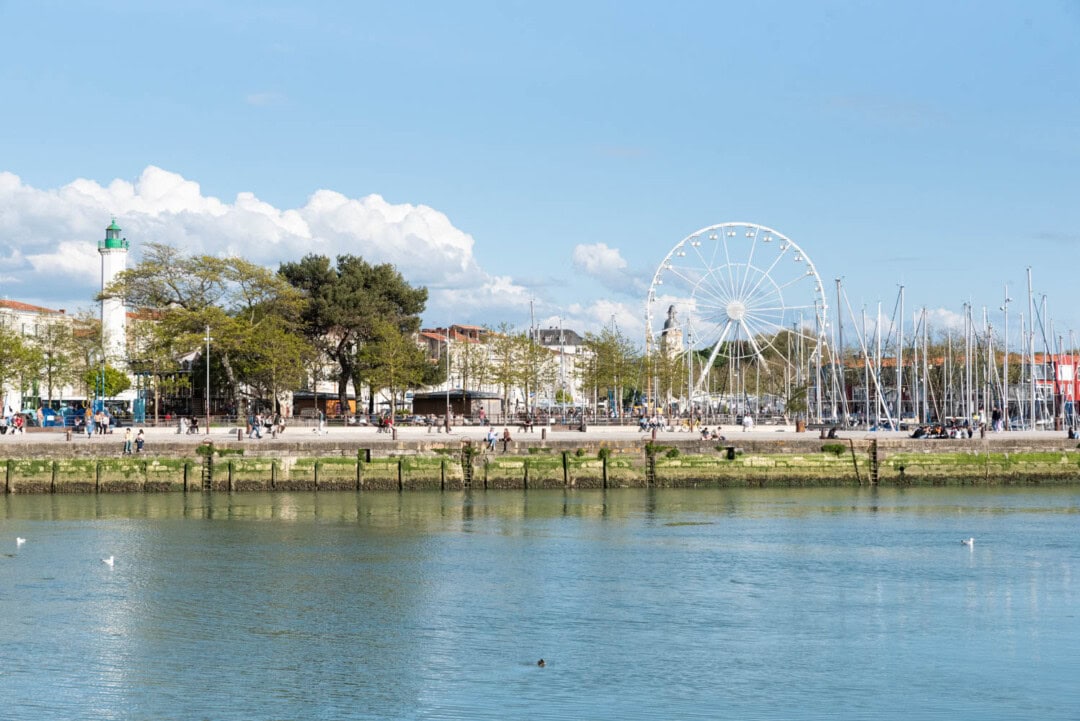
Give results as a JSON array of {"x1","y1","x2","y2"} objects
[
  {"x1": 6, "y1": 442, "x2": 1080, "y2": 493},
  {"x1": 881, "y1": 450, "x2": 1080, "y2": 483},
  {"x1": 53, "y1": 459, "x2": 100, "y2": 493},
  {"x1": 10, "y1": 460, "x2": 55, "y2": 493},
  {"x1": 565, "y1": 455, "x2": 604, "y2": 488},
  {"x1": 317, "y1": 457, "x2": 362, "y2": 490},
  {"x1": 396, "y1": 457, "x2": 448, "y2": 491},
  {"x1": 144, "y1": 459, "x2": 191, "y2": 491},
  {"x1": 362, "y1": 458, "x2": 401, "y2": 491},
  {"x1": 229, "y1": 458, "x2": 278, "y2": 491}
]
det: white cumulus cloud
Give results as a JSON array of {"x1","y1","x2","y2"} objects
[
  {"x1": 573, "y1": 242, "x2": 626, "y2": 275},
  {"x1": 0, "y1": 166, "x2": 532, "y2": 321},
  {"x1": 561, "y1": 299, "x2": 647, "y2": 346},
  {"x1": 572, "y1": 242, "x2": 645, "y2": 295},
  {"x1": 924, "y1": 307, "x2": 965, "y2": 332}
]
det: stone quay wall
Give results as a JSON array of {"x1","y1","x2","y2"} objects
[{"x1": 3, "y1": 436, "x2": 1080, "y2": 493}]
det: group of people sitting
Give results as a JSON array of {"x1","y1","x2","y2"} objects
[
  {"x1": 485, "y1": 427, "x2": 513, "y2": 451},
  {"x1": 0, "y1": 413, "x2": 25, "y2": 434},
  {"x1": 910, "y1": 423, "x2": 978, "y2": 439},
  {"x1": 638, "y1": 415, "x2": 669, "y2": 432},
  {"x1": 699, "y1": 426, "x2": 726, "y2": 441}
]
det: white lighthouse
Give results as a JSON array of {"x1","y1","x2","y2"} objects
[{"x1": 99, "y1": 218, "x2": 128, "y2": 365}]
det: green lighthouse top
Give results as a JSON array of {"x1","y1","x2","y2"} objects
[{"x1": 99, "y1": 217, "x2": 129, "y2": 251}]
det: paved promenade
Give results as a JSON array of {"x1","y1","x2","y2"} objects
[{"x1": 3, "y1": 421, "x2": 1074, "y2": 447}]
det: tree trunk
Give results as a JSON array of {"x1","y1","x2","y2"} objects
[
  {"x1": 220, "y1": 351, "x2": 239, "y2": 411},
  {"x1": 337, "y1": 373, "x2": 350, "y2": 414},
  {"x1": 336, "y1": 350, "x2": 355, "y2": 416}
]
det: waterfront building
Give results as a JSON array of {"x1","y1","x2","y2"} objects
[
  {"x1": 418, "y1": 326, "x2": 489, "y2": 410},
  {"x1": 534, "y1": 325, "x2": 586, "y2": 411},
  {"x1": 418, "y1": 325, "x2": 498, "y2": 414},
  {"x1": 417, "y1": 323, "x2": 588, "y2": 420},
  {"x1": 0, "y1": 299, "x2": 70, "y2": 338},
  {"x1": 0, "y1": 300, "x2": 75, "y2": 412}
]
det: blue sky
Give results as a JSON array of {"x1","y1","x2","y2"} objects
[{"x1": 2, "y1": 0, "x2": 1079, "y2": 348}]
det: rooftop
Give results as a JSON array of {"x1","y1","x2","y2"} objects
[{"x1": 0, "y1": 299, "x2": 66, "y2": 315}]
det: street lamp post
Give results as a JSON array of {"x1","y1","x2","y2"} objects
[
  {"x1": 98, "y1": 351, "x2": 105, "y2": 412},
  {"x1": 1000, "y1": 288, "x2": 1011, "y2": 431},
  {"x1": 205, "y1": 325, "x2": 211, "y2": 435},
  {"x1": 89, "y1": 350, "x2": 100, "y2": 414},
  {"x1": 686, "y1": 320, "x2": 694, "y2": 424},
  {"x1": 558, "y1": 318, "x2": 565, "y2": 422},
  {"x1": 444, "y1": 329, "x2": 451, "y2": 432}
]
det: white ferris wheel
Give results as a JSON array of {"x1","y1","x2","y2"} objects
[{"x1": 646, "y1": 222, "x2": 828, "y2": 394}]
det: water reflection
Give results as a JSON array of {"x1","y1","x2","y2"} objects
[
  {"x1": 5, "y1": 486, "x2": 1080, "y2": 524},
  {"x1": 3, "y1": 487, "x2": 1078, "y2": 719}
]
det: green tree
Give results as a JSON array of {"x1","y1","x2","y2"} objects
[
  {"x1": 358, "y1": 321, "x2": 429, "y2": 421},
  {"x1": 487, "y1": 324, "x2": 520, "y2": 414},
  {"x1": 280, "y1": 254, "x2": 427, "y2": 414},
  {"x1": 0, "y1": 325, "x2": 36, "y2": 409},
  {"x1": 69, "y1": 311, "x2": 104, "y2": 400},
  {"x1": 32, "y1": 320, "x2": 78, "y2": 404},
  {"x1": 105, "y1": 244, "x2": 311, "y2": 412},
  {"x1": 16, "y1": 344, "x2": 45, "y2": 409},
  {"x1": 128, "y1": 313, "x2": 188, "y2": 425},
  {"x1": 110, "y1": 242, "x2": 228, "y2": 311},
  {"x1": 455, "y1": 339, "x2": 491, "y2": 392},
  {"x1": 652, "y1": 347, "x2": 685, "y2": 408},
  {"x1": 82, "y1": 364, "x2": 131, "y2": 398},
  {"x1": 233, "y1": 316, "x2": 316, "y2": 413},
  {"x1": 515, "y1": 333, "x2": 557, "y2": 414},
  {"x1": 580, "y1": 326, "x2": 639, "y2": 416}
]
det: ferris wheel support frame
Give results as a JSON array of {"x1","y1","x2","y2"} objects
[{"x1": 645, "y1": 221, "x2": 831, "y2": 423}]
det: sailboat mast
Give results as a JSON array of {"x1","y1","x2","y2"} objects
[
  {"x1": 1028, "y1": 267, "x2": 1036, "y2": 429},
  {"x1": 897, "y1": 286, "x2": 904, "y2": 422}
]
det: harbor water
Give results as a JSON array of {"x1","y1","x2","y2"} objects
[{"x1": 2, "y1": 487, "x2": 1078, "y2": 720}]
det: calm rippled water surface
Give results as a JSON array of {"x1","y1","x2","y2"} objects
[{"x1": 2, "y1": 487, "x2": 1079, "y2": 720}]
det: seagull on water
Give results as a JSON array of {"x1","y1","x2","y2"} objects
[
  {"x1": 16, "y1": 537, "x2": 26, "y2": 547},
  {"x1": 102, "y1": 556, "x2": 115, "y2": 567},
  {"x1": 961, "y1": 537, "x2": 974, "y2": 547}
]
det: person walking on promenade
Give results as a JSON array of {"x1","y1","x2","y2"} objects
[
  {"x1": 122, "y1": 427, "x2": 133, "y2": 455},
  {"x1": 249, "y1": 412, "x2": 263, "y2": 439},
  {"x1": 85, "y1": 408, "x2": 94, "y2": 438}
]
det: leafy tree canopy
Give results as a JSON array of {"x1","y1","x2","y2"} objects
[{"x1": 280, "y1": 254, "x2": 427, "y2": 410}]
